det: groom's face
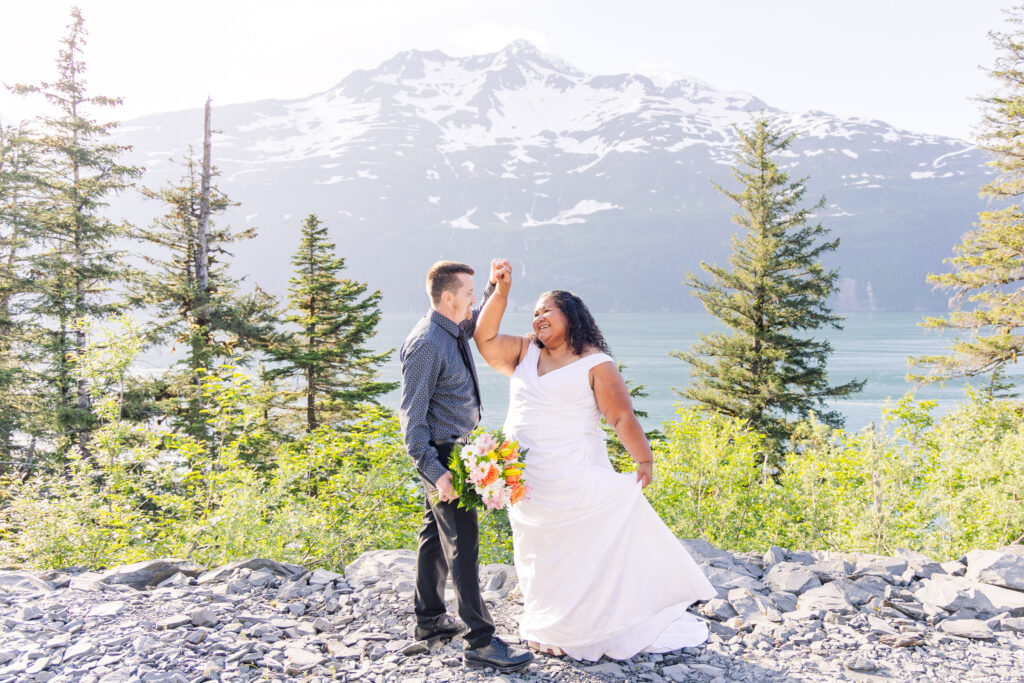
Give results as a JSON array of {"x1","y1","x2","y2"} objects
[{"x1": 448, "y1": 273, "x2": 476, "y2": 321}]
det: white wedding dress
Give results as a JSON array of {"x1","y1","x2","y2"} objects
[{"x1": 503, "y1": 343, "x2": 716, "y2": 661}]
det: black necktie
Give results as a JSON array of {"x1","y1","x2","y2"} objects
[{"x1": 457, "y1": 333, "x2": 482, "y2": 412}]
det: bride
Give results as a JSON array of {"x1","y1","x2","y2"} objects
[{"x1": 474, "y1": 265, "x2": 716, "y2": 661}]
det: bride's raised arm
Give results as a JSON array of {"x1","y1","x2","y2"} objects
[{"x1": 474, "y1": 261, "x2": 528, "y2": 377}]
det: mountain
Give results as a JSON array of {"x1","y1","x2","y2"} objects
[{"x1": 110, "y1": 40, "x2": 991, "y2": 313}]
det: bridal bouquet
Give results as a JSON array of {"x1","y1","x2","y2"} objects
[{"x1": 433, "y1": 429, "x2": 530, "y2": 511}]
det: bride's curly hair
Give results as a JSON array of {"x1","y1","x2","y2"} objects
[{"x1": 532, "y1": 290, "x2": 610, "y2": 356}]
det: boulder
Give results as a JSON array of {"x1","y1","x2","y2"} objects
[
  {"x1": 703, "y1": 566, "x2": 768, "y2": 598},
  {"x1": 679, "y1": 538, "x2": 732, "y2": 561},
  {"x1": 198, "y1": 558, "x2": 302, "y2": 585},
  {"x1": 895, "y1": 548, "x2": 944, "y2": 580},
  {"x1": 307, "y1": 568, "x2": 343, "y2": 586},
  {"x1": 97, "y1": 558, "x2": 206, "y2": 589},
  {"x1": 344, "y1": 549, "x2": 416, "y2": 587},
  {"x1": 763, "y1": 546, "x2": 787, "y2": 566},
  {"x1": 804, "y1": 558, "x2": 854, "y2": 582},
  {"x1": 941, "y1": 560, "x2": 967, "y2": 577},
  {"x1": 916, "y1": 575, "x2": 1024, "y2": 615},
  {"x1": 698, "y1": 597, "x2": 737, "y2": 621},
  {"x1": 965, "y1": 549, "x2": 1024, "y2": 592},
  {"x1": 797, "y1": 582, "x2": 856, "y2": 614},
  {"x1": 768, "y1": 590, "x2": 798, "y2": 613},
  {"x1": 914, "y1": 578, "x2": 996, "y2": 614},
  {"x1": 763, "y1": 562, "x2": 822, "y2": 594},
  {"x1": 939, "y1": 618, "x2": 994, "y2": 640},
  {"x1": 0, "y1": 572, "x2": 54, "y2": 594},
  {"x1": 727, "y1": 587, "x2": 782, "y2": 624}
]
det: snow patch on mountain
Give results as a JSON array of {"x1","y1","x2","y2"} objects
[{"x1": 522, "y1": 200, "x2": 621, "y2": 227}]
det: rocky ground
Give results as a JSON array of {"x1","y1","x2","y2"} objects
[{"x1": 2, "y1": 541, "x2": 1024, "y2": 682}]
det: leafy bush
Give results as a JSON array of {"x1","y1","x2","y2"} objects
[{"x1": 643, "y1": 395, "x2": 1024, "y2": 560}]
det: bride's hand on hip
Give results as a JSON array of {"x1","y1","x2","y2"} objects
[{"x1": 636, "y1": 462, "x2": 653, "y2": 488}]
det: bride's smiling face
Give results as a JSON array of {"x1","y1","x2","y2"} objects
[{"x1": 533, "y1": 296, "x2": 568, "y2": 346}]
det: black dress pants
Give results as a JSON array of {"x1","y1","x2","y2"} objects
[{"x1": 414, "y1": 442, "x2": 495, "y2": 649}]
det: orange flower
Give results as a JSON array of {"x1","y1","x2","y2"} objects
[
  {"x1": 505, "y1": 474, "x2": 521, "y2": 485},
  {"x1": 498, "y1": 441, "x2": 518, "y2": 460},
  {"x1": 510, "y1": 483, "x2": 526, "y2": 504},
  {"x1": 480, "y1": 465, "x2": 500, "y2": 487}
]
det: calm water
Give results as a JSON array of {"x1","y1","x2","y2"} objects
[{"x1": 371, "y1": 312, "x2": 1023, "y2": 433}]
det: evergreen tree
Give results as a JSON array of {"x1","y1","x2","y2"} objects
[
  {"x1": 673, "y1": 117, "x2": 864, "y2": 459},
  {"x1": 0, "y1": 122, "x2": 38, "y2": 460},
  {"x1": 9, "y1": 8, "x2": 141, "y2": 454},
  {"x1": 266, "y1": 214, "x2": 395, "y2": 432},
  {"x1": 909, "y1": 6, "x2": 1024, "y2": 391},
  {"x1": 134, "y1": 152, "x2": 278, "y2": 440}
]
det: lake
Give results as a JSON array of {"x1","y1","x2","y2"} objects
[{"x1": 371, "y1": 312, "x2": 1022, "y2": 432}]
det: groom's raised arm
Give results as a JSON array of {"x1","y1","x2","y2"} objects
[{"x1": 399, "y1": 340, "x2": 449, "y2": 484}]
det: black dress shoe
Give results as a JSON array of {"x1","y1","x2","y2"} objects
[
  {"x1": 463, "y1": 637, "x2": 534, "y2": 672},
  {"x1": 414, "y1": 614, "x2": 468, "y2": 641}
]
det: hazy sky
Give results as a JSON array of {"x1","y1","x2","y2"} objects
[{"x1": 0, "y1": 1, "x2": 1012, "y2": 140}]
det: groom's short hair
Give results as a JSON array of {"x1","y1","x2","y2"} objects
[{"x1": 427, "y1": 261, "x2": 475, "y2": 304}]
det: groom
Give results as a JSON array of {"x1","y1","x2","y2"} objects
[{"x1": 399, "y1": 259, "x2": 533, "y2": 672}]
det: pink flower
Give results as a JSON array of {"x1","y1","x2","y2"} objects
[{"x1": 476, "y1": 433, "x2": 499, "y2": 453}]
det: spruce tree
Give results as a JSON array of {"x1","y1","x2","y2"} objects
[
  {"x1": 266, "y1": 214, "x2": 395, "y2": 432},
  {"x1": 909, "y1": 6, "x2": 1024, "y2": 391},
  {"x1": 134, "y1": 152, "x2": 278, "y2": 440},
  {"x1": 673, "y1": 117, "x2": 864, "y2": 458},
  {"x1": 9, "y1": 8, "x2": 141, "y2": 454},
  {"x1": 0, "y1": 123, "x2": 37, "y2": 459}
]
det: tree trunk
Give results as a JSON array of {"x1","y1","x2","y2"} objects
[{"x1": 196, "y1": 98, "x2": 212, "y2": 297}]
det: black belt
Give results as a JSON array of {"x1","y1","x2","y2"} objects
[{"x1": 429, "y1": 436, "x2": 470, "y2": 447}]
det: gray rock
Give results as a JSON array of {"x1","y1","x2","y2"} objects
[
  {"x1": 895, "y1": 548, "x2": 944, "y2": 579},
  {"x1": 86, "y1": 600, "x2": 126, "y2": 618},
  {"x1": 804, "y1": 558, "x2": 854, "y2": 582},
  {"x1": 155, "y1": 572, "x2": 192, "y2": 588},
  {"x1": 197, "y1": 558, "x2": 301, "y2": 585},
  {"x1": 867, "y1": 615, "x2": 897, "y2": 635},
  {"x1": 661, "y1": 663, "x2": 690, "y2": 683},
  {"x1": 965, "y1": 549, "x2": 1024, "y2": 591},
  {"x1": 845, "y1": 655, "x2": 879, "y2": 672},
  {"x1": 156, "y1": 614, "x2": 191, "y2": 629},
  {"x1": 98, "y1": 558, "x2": 205, "y2": 589},
  {"x1": 941, "y1": 560, "x2": 967, "y2": 576},
  {"x1": 763, "y1": 546, "x2": 787, "y2": 566},
  {"x1": 798, "y1": 582, "x2": 856, "y2": 614},
  {"x1": 768, "y1": 590, "x2": 798, "y2": 613},
  {"x1": 284, "y1": 647, "x2": 326, "y2": 673},
  {"x1": 703, "y1": 566, "x2": 768, "y2": 597},
  {"x1": 913, "y1": 576, "x2": 1024, "y2": 614},
  {"x1": 939, "y1": 618, "x2": 994, "y2": 640},
  {"x1": 276, "y1": 580, "x2": 308, "y2": 601},
  {"x1": 728, "y1": 587, "x2": 782, "y2": 624},
  {"x1": 786, "y1": 550, "x2": 817, "y2": 565},
  {"x1": 698, "y1": 597, "x2": 737, "y2": 621},
  {"x1": 307, "y1": 568, "x2": 343, "y2": 586},
  {"x1": 67, "y1": 573, "x2": 106, "y2": 591},
  {"x1": 63, "y1": 640, "x2": 96, "y2": 661},
  {"x1": 679, "y1": 538, "x2": 732, "y2": 562},
  {"x1": 0, "y1": 573, "x2": 54, "y2": 594},
  {"x1": 583, "y1": 662, "x2": 626, "y2": 678},
  {"x1": 851, "y1": 575, "x2": 890, "y2": 597},
  {"x1": 344, "y1": 549, "x2": 416, "y2": 587},
  {"x1": 999, "y1": 616, "x2": 1024, "y2": 632},
  {"x1": 190, "y1": 607, "x2": 219, "y2": 627},
  {"x1": 763, "y1": 562, "x2": 822, "y2": 594},
  {"x1": 17, "y1": 605, "x2": 43, "y2": 621},
  {"x1": 132, "y1": 636, "x2": 161, "y2": 656}
]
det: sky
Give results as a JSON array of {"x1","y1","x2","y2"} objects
[{"x1": 0, "y1": 0, "x2": 1013, "y2": 141}]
